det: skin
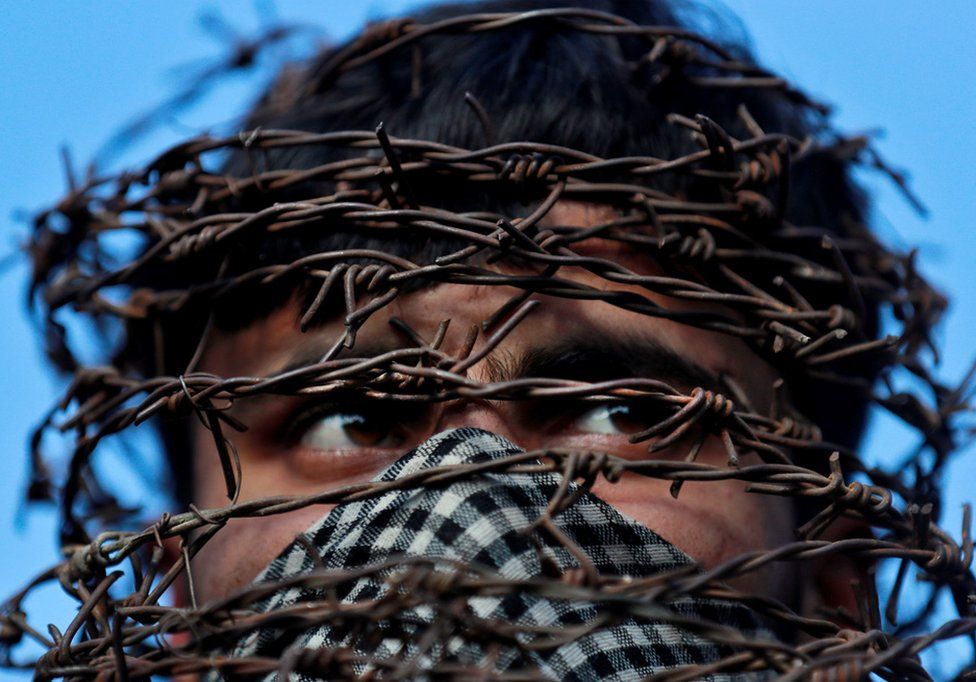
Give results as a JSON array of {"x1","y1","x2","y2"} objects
[{"x1": 186, "y1": 202, "x2": 856, "y2": 614}]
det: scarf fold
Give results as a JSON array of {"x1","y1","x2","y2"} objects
[{"x1": 225, "y1": 427, "x2": 774, "y2": 680}]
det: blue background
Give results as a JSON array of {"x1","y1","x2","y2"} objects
[{"x1": 1, "y1": 1, "x2": 973, "y2": 678}]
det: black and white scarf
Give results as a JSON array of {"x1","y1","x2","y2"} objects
[{"x1": 224, "y1": 428, "x2": 776, "y2": 680}]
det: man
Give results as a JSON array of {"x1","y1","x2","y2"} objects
[{"x1": 9, "y1": 0, "x2": 973, "y2": 679}]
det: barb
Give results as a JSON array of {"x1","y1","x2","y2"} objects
[{"x1": 5, "y1": 6, "x2": 973, "y2": 681}]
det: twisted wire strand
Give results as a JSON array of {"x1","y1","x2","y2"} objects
[{"x1": 4, "y1": 8, "x2": 974, "y2": 681}]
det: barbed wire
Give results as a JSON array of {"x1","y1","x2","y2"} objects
[{"x1": 3, "y1": 7, "x2": 974, "y2": 680}]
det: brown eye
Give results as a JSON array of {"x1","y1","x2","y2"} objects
[
  {"x1": 572, "y1": 403, "x2": 637, "y2": 435},
  {"x1": 570, "y1": 402, "x2": 667, "y2": 437},
  {"x1": 298, "y1": 410, "x2": 407, "y2": 451}
]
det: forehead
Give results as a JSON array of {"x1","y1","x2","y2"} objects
[{"x1": 200, "y1": 201, "x2": 778, "y2": 410}]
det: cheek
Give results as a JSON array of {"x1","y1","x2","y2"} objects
[
  {"x1": 589, "y1": 470, "x2": 795, "y2": 599},
  {"x1": 590, "y1": 475, "x2": 754, "y2": 563},
  {"x1": 191, "y1": 505, "x2": 333, "y2": 602},
  {"x1": 189, "y1": 429, "x2": 389, "y2": 602}
]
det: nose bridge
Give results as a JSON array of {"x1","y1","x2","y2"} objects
[{"x1": 434, "y1": 399, "x2": 519, "y2": 443}]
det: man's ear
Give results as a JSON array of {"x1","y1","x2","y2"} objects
[{"x1": 802, "y1": 515, "x2": 874, "y2": 624}]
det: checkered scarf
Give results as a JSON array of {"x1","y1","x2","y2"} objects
[{"x1": 224, "y1": 428, "x2": 777, "y2": 680}]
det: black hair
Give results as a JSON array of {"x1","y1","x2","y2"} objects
[{"x1": 144, "y1": 0, "x2": 877, "y2": 505}]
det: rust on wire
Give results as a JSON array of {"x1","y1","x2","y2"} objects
[{"x1": 3, "y1": 7, "x2": 975, "y2": 681}]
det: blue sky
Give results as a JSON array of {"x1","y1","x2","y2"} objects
[{"x1": 1, "y1": 1, "x2": 974, "y2": 678}]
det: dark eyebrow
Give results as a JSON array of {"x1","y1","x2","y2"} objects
[
  {"x1": 274, "y1": 337, "x2": 406, "y2": 378},
  {"x1": 231, "y1": 326, "x2": 724, "y2": 428},
  {"x1": 507, "y1": 330, "x2": 725, "y2": 394},
  {"x1": 273, "y1": 328, "x2": 724, "y2": 392},
  {"x1": 226, "y1": 337, "x2": 409, "y2": 425},
  {"x1": 273, "y1": 328, "x2": 723, "y2": 391}
]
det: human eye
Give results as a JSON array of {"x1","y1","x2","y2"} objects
[
  {"x1": 282, "y1": 401, "x2": 427, "y2": 454},
  {"x1": 570, "y1": 401, "x2": 663, "y2": 437},
  {"x1": 540, "y1": 397, "x2": 690, "y2": 457},
  {"x1": 300, "y1": 410, "x2": 404, "y2": 450}
]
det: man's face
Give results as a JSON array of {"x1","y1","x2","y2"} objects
[{"x1": 189, "y1": 202, "x2": 795, "y2": 605}]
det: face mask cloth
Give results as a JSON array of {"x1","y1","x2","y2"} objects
[{"x1": 217, "y1": 427, "x2": 779, "y2": 681}]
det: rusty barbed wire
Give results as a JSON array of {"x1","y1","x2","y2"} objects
[{"x1": 3, "y1": 7, "x2": 975, "y2": 681}]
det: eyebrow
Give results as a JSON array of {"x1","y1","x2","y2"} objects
[
  {"x1": 227, "y1": 338, "x2": 410, "y2": 425},
  {"x1": 226, "y1": 324, "x2": 731, "y2": 433},
  {"x1": 503, "y1": 330, "x2": 725, "y2": 394},
  {"x1": 246, "y1": 325, "x2": 724, "y2": 409},
  {"x1": 274, "y1": 338, "x2": 407, "y2": 378}
]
